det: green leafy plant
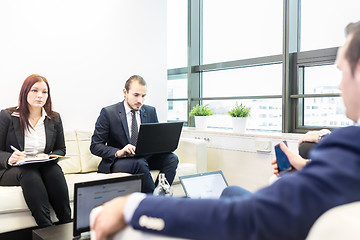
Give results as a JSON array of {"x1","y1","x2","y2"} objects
[
  {"x1": 189, "y1": 104, "x2": 214, "y2": 116},
  {"x1": 228, "y1": 102, "x2": 251, "y2": 118}
]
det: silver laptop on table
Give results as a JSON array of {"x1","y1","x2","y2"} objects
[
  {"x1": 179, "y1": 170, "x2": 229, "y2": 199},
  {"x1": 73, "y1": 174, "x2": 143, "y2": 239}
]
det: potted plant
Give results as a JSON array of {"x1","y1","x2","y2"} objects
[
  {"x1": 228, "y1": 102, "x2": 251, "y2": 133},
  {"x1": 189, "y1": 104, "x2": 214, "y2": 130}
]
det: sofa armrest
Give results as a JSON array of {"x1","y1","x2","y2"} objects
[
  {"x1": 306, "y1": 201, "x2": 360, "y2": 239},
  {"x1": 174, "y1": 138, "x2": 207, "y2": 173}
]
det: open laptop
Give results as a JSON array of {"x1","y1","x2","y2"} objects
[
  {"x1": 123, "y1": 122, "x2": 184, "y2": 158},
  {"x1": 179, "y1": 170, "x2": 229, "y2": 199},
  {"x1": 73, "y1": 174, "x2": 143, "y2": 239}
]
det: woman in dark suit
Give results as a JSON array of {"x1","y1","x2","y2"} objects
[{"x1": 0, "y1": 74, "x2": 71, "y2": 228}]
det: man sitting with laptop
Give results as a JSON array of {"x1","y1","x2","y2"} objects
[{"x1": 90, "y1": 75, "x2": 179, "y2": 193}]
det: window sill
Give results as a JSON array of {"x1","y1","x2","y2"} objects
[{"x1": 181, "y1": 127, "x2": 303, "y2": 153}]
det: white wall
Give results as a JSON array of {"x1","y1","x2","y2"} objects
[{"x1": 0, "y1": 0, "x2": 167, "y2": 130}]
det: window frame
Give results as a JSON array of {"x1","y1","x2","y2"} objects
[{"x1": 167, "y1": 0, "x2": 348, "y2": 133}]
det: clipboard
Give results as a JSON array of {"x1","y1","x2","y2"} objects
[{"x1": 12, "y1": 155, "x2": 70, "y2": 166}]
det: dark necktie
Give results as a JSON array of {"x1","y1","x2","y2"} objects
[{"x1": 130, "y1": 110, "x2": 138, "y2": 146}]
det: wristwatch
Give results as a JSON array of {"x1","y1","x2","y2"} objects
[{"x1": 318, "y1": 129, "x2": 331, "y2": 141}]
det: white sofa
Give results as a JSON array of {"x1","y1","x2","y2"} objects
[
  {"x1": 0, "y1": 129, "x2": 207, "y2": 234},
  {"x1": 306, "y1": 201, "x2": 360, "y2": 239},
  {"x1": 91, "y1": 201, "x2": 360, "y2": 240}
]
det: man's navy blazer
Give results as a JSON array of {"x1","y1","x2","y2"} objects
[
  {"x1": 129, "y1": 126, "x2": 360, "y2": 240},
  {"x1": 90, "y1": 101, "x2": 158, "y2": 173}
]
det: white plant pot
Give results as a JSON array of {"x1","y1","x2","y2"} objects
[
  {"x1": 232, "y1": 117, "x2": 247, "y2": 133},
  {"x1": 194, "y1": 116, "x2": 208, "y2": 130}
]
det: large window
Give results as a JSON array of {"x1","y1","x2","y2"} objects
[
  {"x1": 295, "y1": 64, "x2": 352, "y2": 128},
  {"x1": 300, "y1": 0, "x2": 360, "y2": 51},
  {"x1": 302, "y1": 97, "x2": 350, "y2": 127},
  {"x1": 167, "y1": 0, "x2": 187, "y2": 69},
  {"x1": 296, "y1": 0, "x2": 360, "y2": 130},
  {"x1": 203, "y1": 64, "x2": 282, "y2": 98},
  {"x1": 203, "y1": 0, "x2": 282, "y2": 64},
  {"x1": 303, "y1": 65, "x2": 341, "y2": 95},
  {"x1": 204, "y1": 99, "x2": 282, "y2": 131},
  {"x1": 202, "y1": 64, "x2": 283, "y2": 131},
  {"x1": 167, "y1": 0, "x2": 360, "y2": 133},
  {"x1": 167, "y1": 0, "x2": 188, "y2": 123},
  {"x1": 167, "y1": 74, "x2": 187, "y2": 122}
]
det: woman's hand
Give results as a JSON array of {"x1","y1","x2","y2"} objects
[
  {"x1": 35, "y1": 153, "x2": 49, "y2": 159},
  {"x1": 9, "y1": 151, "x2": 27, "y2": 165}
]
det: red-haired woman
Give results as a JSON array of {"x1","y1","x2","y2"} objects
[{"x1": 0, "y1": 74, "x2": 71, "y2": 228}]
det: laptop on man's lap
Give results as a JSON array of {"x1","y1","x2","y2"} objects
[{"x1": 122, "y1": 122, "x2": 184, "y2": 158}]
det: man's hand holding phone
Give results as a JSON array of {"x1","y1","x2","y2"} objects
[
  {"x1": 272, "y1": 141, "x2": 309, "y2": 176},
  {"x1": 274, "y1": 141, "x2": 292, "y2": 175}
]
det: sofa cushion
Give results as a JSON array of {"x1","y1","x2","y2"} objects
[
  {"x1": 58, "y1": 130, "x2": 82, "y2": 174},
  {"x1": 0, "y1": 186, "x2": 27, "y2": 214},
  {"x1": 76, "y1": 130, "x2": 102, "y2": 173},
  {"x1": 0, "y1": 172, "x2": 130, "y2": 215}
]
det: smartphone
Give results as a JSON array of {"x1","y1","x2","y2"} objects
[{"x1": 275, "y1": 141, "x2": 292, "y2": 173}]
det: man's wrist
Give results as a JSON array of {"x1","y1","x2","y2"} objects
[
  {"x1": 123, "y1": 193, "x2": 147, "y2": 223},
  {"x1": 115, "y1": 150, "x2": 122, "y2": 158}
]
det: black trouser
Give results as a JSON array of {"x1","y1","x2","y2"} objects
[
  {"x1": 0, "y1": 161, "x2": 71, "y2": 228},
  {"x1": 109, "y1": 152, "x2": 179, "y2": 193}
]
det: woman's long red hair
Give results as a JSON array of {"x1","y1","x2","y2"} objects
[{"x1": 8, "y1": 74, "x2": 53, "y2": 133}]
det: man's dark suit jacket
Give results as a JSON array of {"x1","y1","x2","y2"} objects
[
  {"x1": 90, "y1": 101, "x2": 158, "y2": 173},
  {"x1": 0, "y1": 109, "x2": 66, "y2": 181},
  {"x1": 129, "y1": 126, "x2": 360, "y2": 240}
]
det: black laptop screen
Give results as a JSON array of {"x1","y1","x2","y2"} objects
[
  {"x1": 73, "y1": 174, "x2": 143, "y2": 238},
  {"x1": 134, "y1": 122, "x2": 183, "y2": 156}
]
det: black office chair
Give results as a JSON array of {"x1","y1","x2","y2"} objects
[{"x1": 299, "y1": 142, "x2": 317, "y2": 160}]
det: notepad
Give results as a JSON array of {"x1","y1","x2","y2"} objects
[{"x1": 12, "y1": 155, "x2": 69, "y2": 166}]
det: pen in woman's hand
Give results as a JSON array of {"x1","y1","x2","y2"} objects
[{"x1": 10, "y1": 145, "x2": 28, "y2": 158}]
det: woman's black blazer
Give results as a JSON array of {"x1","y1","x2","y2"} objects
[{"x1": 0, "y1": 109, "x2": 66, "y2": 180}]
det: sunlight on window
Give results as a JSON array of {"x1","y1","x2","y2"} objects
[
  {"x1": 301, "y1": 0, "x2": 360, "y2": 51},
  {"x1": 203, "y1": 0, "x2": 282, "y2": 64}
]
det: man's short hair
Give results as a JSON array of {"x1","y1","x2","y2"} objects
[
  {"x1": 345, "y1": 21, "x2": 360, "y2": 75},
  {"x1": 124, "y1": 75, "x2": 146, "y2": 91}
]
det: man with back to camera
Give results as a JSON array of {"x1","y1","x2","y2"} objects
[
  {"x1": 92, "y1": 22, "x2": 360, "y2": 240},
  {"x1": 90, "y1": 75, "x2": 178, "y2": 193}
]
